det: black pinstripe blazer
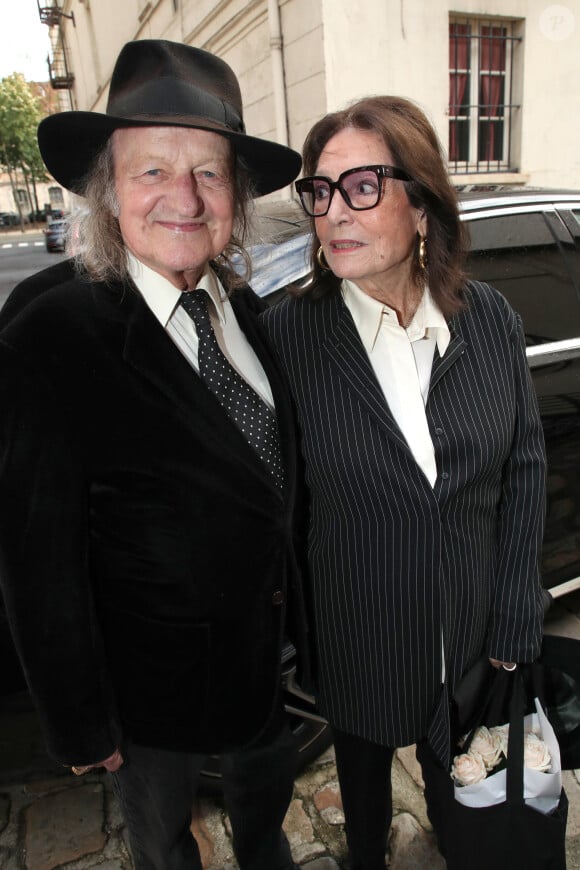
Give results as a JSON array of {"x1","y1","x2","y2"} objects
[{"x1": 262, "y1": 280, "x2": 546, "y2": 764}]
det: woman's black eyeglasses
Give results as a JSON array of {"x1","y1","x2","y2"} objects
[{"x1": 295, "y1": 164, "x2": 412, "y2": 217}]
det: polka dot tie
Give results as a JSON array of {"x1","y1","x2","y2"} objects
[{"x1": 180, "y1": 289, "x2": 285, "y2": 489}]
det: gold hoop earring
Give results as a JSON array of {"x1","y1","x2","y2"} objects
[
  {"x1": 316, "y1": 246, "x2": 330, "y2": 271},
  {"x1": 418, "y1": 236, "x2": 428, "y2": 271}
]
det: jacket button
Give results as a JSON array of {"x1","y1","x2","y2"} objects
[
  {"x1": 434, "y1": 427, "x2": 443, "y2": 436},
  {"x1": 441, "y1": 472, "x2": 449, "y2": 480},
  {"x1": 271, "y1": 590, "x2": 285, "y2": 605}
]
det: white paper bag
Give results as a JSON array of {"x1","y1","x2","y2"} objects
[{"x1": 454, "y1": 698, "x2": 562, "y2": 814}]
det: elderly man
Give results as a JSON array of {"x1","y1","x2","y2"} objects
[{"x1": 0, "y1": 40, "x2": 307, "y2": 870}]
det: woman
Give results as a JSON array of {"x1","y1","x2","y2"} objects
[{"x1": 261, "y1": 96, "x2": 546, "y2": 868}]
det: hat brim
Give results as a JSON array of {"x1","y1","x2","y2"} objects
[{"x1": 38, "y1": 112, "x2": 301, "y2": 197}]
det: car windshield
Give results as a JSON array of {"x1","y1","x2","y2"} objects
[{"x1": 238, "y1": 202, "x2": 312, "y2": 297}]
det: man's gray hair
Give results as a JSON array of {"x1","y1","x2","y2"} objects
[{"x1": 68, "y1": 136, "x2": 254, "y2": 287}]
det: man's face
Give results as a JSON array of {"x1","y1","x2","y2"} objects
[{"x1": 113, "y1": 126, "x2": 235, "y2": 288}]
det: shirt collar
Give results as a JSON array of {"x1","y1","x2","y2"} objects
[
  {"x1": 341, "y1": 278, "x2": 450, "y2": 357},
  {"x1": 127, "y1": 252, "x2": 227, "y2": 327},
  {"x1": 407, "y1": 285, "x2": 451, "y2": 357}
]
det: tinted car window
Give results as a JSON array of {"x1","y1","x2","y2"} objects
[{"x1": 465, "y1": 211, "x2": 580, "y2": 345}]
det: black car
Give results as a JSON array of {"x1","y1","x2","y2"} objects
[
  {"x1": 44, "y1": 219, "x2": 67, "y2": 253},
  {"x1": 0, "y1": 212, "x2": 21, "y2": 228},
  {"x1": 459, "y1": 190, "x2": 580, "y2": 600}
]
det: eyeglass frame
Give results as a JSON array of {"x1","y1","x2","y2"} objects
[{"x1": 295, "y1": 164, "x2": 413, "y2": 217}]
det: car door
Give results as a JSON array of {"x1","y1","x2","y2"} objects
[{"x1": 463, "y1": 202, "x2": 580, "y2": 597}]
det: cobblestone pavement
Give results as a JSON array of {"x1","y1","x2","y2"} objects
[
  {"x1": 2, "y1": 596, "x2": 580, "y2": 868},
  {"x1": 0, "y1": 743, "x2": 440, "y2": 870},
  {"x1": 2, "y1": 741, "x2": 580, "y2": 870}
]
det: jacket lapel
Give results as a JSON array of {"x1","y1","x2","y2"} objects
[
  {"x1": 230, "y1": 287, "x2": 296, "y2": 497},
  {"x1": 321, "y1": 296, "x2": 411, "y2": 454},
  {"x1": 118, "y1": 281, "x2": 286, "y2": 493},
  {"x1": 321, "y1": 296, "x2": 467, "y2": 452},
  {"x1": 429, "y1": 326, "x2": 466, "y2": 394}
]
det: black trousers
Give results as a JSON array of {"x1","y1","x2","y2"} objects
[
  {"x1": 331, "y1": 727, "x2": 448, "y2": 870},
  {"x1": 111, "y1": 711, "x2": 298, "y2": 870}
]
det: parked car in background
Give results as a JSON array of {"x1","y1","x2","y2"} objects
[
  {"x1": 0, "y1": 212, "x2": 21, "y2": 228},
  {"x1": 44, "y1": 219, "x2": 67, "y2": 253},
  {"x1": 461, "y1": 190, "x2": 580, "y2": 600},
  {"x1": 28, "y1": 209, "x2": 46, "y2": 223},
  {"x1": 251, "y1": 189, "x2": 580, "y2": 602}
]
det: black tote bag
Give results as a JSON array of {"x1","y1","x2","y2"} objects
[
  {"x1": 442, "y1": 667, "x2": 569, "y2": 870},
  {"x1": 452, "y1": 635, "x2": 580, "y2": 770}
]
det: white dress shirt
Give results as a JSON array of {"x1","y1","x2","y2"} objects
[
  {"x1": 342, "y1": 279, "x2": 450, "y2": 488},
  {"x1": 128, "y1": 253, "x2": 275, "y2": 411}
]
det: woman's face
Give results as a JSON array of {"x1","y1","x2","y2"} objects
[{"x1": 314, "y1": 126, "x2": 426, "y2": 300}]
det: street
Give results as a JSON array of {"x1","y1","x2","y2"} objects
[{"x1": 0, "y1": 227, "x2": 65, "y2": 309}]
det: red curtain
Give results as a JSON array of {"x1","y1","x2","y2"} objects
[
  {"x1": 449, "y1": 23, "x2": 470, "y2": 161},
  {"x1": 480, "y1": 26, "x2": 506, "y2": 161}
]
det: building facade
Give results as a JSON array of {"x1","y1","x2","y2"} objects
[
  {"x1": 0, "y1": 79, "x2": 69, "y2": 220},
  {"x1": 39, "y1": 0, "x2": 579, "y2": 202}
]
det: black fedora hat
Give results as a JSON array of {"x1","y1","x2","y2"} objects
[{"x1": 37, "y1": 39, "x2": 301, "y2": 197}]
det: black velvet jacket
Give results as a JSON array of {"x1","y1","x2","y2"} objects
[{"x1": 0, "y1": 259, "x2": 308, "y2": 765}]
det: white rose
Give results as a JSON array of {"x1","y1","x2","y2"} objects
[
  {"x1": 489, "y1": 723, "x2": 510, "y2": 756},
  {"x1": 469, "y1": 726, "x2": 503, "y2": 770},
  {"x1": 451, "y1": 751, "x2": 488, "y2": 786},
  {"x1": 523, "y1": 732, "x2": 551, "y2": 772}
]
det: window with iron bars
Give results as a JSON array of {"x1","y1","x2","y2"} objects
[
  {"x1": 15, "y1": 189, "x2": 29, "y2": 208},
  {"x1": 449, "y1": 17, "x2": 521, "y2": 174}
]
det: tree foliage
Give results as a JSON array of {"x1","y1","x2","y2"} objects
[{"x1": 0, "y1": 73, "x2": 47, "y2": 219}]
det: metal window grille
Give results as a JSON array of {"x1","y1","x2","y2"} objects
[{"x1": 449, "y1": 17, "x2": 521, "y2": 174}]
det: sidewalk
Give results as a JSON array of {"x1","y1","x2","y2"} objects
[
  {"x1": 2, "y1": 592, "x2": 580, "y2": 869},
  {"x1": 2, "y1": 733, "x2": 580, "y2": 869},
  {"x1": 0, "y1": 739, "x2": 445, "y2": 870}
]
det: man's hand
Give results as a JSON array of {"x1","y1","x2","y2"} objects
[{"x1": 71, "y1": 748, "x2": 124, "y2": 775}]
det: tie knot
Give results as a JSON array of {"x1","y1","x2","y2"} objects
[{"x1": 180, "y1": 289, "x2": 211, "y2": 328}]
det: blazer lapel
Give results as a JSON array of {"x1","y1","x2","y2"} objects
[
  {"x1": 321, "y1": 296, "x2": 411, "y2": 454},
  {"x1": 116, "y1": 284, "x2": 280, "y2": 482},
  {"x1": 230, "y1": 288, "x2": 295, "y2": 496},
  {"x1": 429, "y1": 326, "x2": 466, "y2": 394}
]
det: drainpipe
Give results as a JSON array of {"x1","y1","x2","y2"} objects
[
  {"x1": 267, "y1": 0, "x2": 293, "y2": 196},
  {"x1": 267, "y1": 0, "x2": 288, "y2": 146}
]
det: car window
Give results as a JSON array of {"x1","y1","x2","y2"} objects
[{"x1": 465, "y1": 210, "x2": 580, "y2": 345}]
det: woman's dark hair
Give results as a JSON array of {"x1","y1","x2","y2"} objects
[{"x1": 298, "y1": 95, "x2": 469, "y2": 317}]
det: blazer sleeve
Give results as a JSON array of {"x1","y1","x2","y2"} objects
[
  {"x1": 0, "y1": 340, "x2": 122, "y2": 765},
  {"x1": 486, "y1": 311, "x2": 547, "y2": 663}
]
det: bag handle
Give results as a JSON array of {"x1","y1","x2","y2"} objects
[
  {"x1": 505, "y1": 667, "x2": 526, "y2": 806},
  {"x1": 461, "y1": 665, "x2": 515, "y2": 752}
]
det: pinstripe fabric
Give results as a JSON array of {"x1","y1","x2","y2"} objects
[{"x1": 261, "y1": 280, "x2": 546, "y2": 765}]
